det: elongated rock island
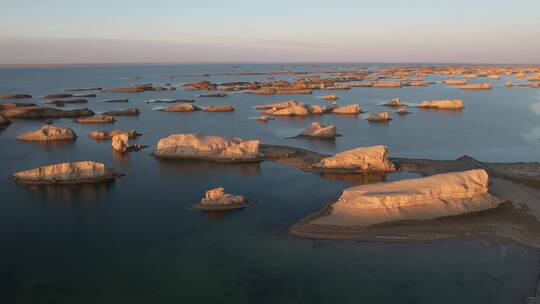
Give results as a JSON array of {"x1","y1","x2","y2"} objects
[
  {"x1": 17, "y1": 125, "x2": 77, "y2": 141},
  {"x1": 311, "y1": 145, "x2": 396, "y2": 172},
  {"x1": 11, "y1": 161, "x2": 121, "y2": 185}
]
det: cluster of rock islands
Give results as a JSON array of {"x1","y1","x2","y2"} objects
[{"x1": 3, "y1": 64, "x2": 540, "y2": 245}]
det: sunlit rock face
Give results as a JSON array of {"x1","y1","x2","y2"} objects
[
  {"x1": 255, "y1": 100, "x2": 300, "y2": 110},
  {"x1": 12, "y1": 161, "x2": 116, "y2": 184},
  {"x1": 269, "y1": 103, "x2": 310, "y2": 116},
  {"x1": 202, "y1": 105, "x2": 234, "y2": 112},
  {"x1": 367, "y1": 112, "x2": 391, "y2": 121},
  {"x1": 419, "y1": 100, "x2": 464, "y2": 109},
  {"x1": 383, "y1": 98, "x2": 402, "y2": 107},
  {"x1": 298, "y1": 122, "x2": 337, "y2": 138},
  {"x1": 112, "y1": 133, "x2": 130, "y2": 152},
  {"x1": 162, "y1": 104, "x2": 200, "y2": 112},
  {"x1": 17, "y1": 125, "x2": 76, "y2": 141},
  {"x1": 200, "y1": 187, "x2": 245, "y2": 206},
  {"x1": 74, "y1": 115, "x2": 115, "y2": 124},
  {"x1": 331, "y1": 104, "x2": 361, "y2": 114},
  {"x1": 443, "y1": 79, "x2": 467, "y2": 85},
  {"x1": 311, "y1": 169, "x2": 499, "y2": 226},
  {"x1": 312, "y1": 145, "x2": 396, "y2": 171},
  {"x1": 155, "y1": 134, "x2": 261, "y2": 161},
  {"x1": 458, "y1": 83, "x2": 492, "y2": 90}
]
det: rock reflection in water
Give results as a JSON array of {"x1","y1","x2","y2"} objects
[
  {"x1": 157, "y1": 159, "x2": 261, "y2": 177},
  {"x1": 23, "y1": 181, "x2": 115, "y2": 206},
  {"x1": 201, "y1": 208, "x2": 246, "y2": 222},
  {"x1": 319, "y1": 172, "x2": 387, "y2": 185}
]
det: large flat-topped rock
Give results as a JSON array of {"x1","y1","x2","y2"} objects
[
  {"x1": 11, "y1": 161, "x2": 120, "y2": 185},
  {"x1": 311, "y1": 169, "x2": 499, "y2": 226},
  {"x1": 419, "y1": 99, "x2": 464, "y2": 109},
  {"x1": 17, "y1": 125, "x2": 76, "y2": 141},
  {"x1": 155, "y1": 134, "x2": 261, "y2": 162},
  {"x1": 297, "y1": 122, "x2": 337, "y2": 139},
  {"x1": 312, "y1": 145, "x2": 396, "y2": 172}
]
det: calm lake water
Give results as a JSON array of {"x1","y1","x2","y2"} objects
[{"x1": 1, "y1": 64, "x2": 539, "y2": 303}]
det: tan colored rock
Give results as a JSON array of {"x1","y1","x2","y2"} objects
[
  {"x1": 505, "y1": 81, "x2": 513, "y2": 87},
  {"x1": 395, "y1": 107, "x2": 410, "y2": 115},
  {"x1": 297, "y1": 122, "x2": 337, "y2": 138},
  {"x1": 382, "y1": 98, "x2": 403, "y2": 107},
  {"x1": 443, "y1": 79, "x2": 467, "y2": 85},
  {"x1": 74, "y1": 115, "x2": 115, "y2": 124},
  {"x1": 458, "y1": 83, "x2": 492, "y2": 90},
  {"x1": 312, "y1": 145, "x2": 396, "y2": 171},
  {"x1": 463, "y1": 74, "x2": 477, "y2": 78},
  {"x1": 11, "y1": 161, "x2": 120, "y2": 185},
  {"x1": 202, "y1": 105, "x2": 234, "y2": 112},
  {"x1": 309, "y1": 169, "x2": 499, "y2": 226},
  {"x1": 527, "y1": 73, "x2": 540, "y2": 81},
  {"x1": 331, "y1": 104, "x2": 362, "y2": 115},
  {"x1": 17, "y1": 125, "x2": 76, "y2": 141},
  {"x1": 195, "y1": 187, "x2": 247, "y2": 209},
  {"x1": 155, "y1": 134, "x2": 261, "y2": 161},
  {"x1": 270, "y1": 103, "x2": 310, "y2": 116},
  {"x1": 256, "y1": 100, "x2": 300, "y2": 110},
  {"x1": 102, "y1": 108, "x2": 139, "y2": 116},
  {"x1": 309, "y1": 104, "x2": 325, "y2": 114},
  {"x1": 419, "y1": 100, "x2": 464, "y2": 109},
  {"x1": 367, "y1": 112, "x2": 391, "y2": 122},
  {"x1": 372, "y1": 81, "x2": 401, "y2": 87},
  {"x1": 162, "y1": 104, "x2": 200, "y2": 112},
  {"x1": 0, "y1": 94, "x2": 32, "y2": 99},
  {"x1": 488, "y1": 74, "x2": 500, "y2": 80},
  {"x1": 89, "y1": 129, "x2": 141, "y2": 140},
  {"x1": 516, "y1": 72, "x2": 526, "y2": 78},
  {"x1": 112, "y1": 133, "x2": 130, "y2": 152},
  {"x1": 1, "y1": 106, "x2": 94, "y2": 119},
  {"x1": 322, "y1": 95, "x2": 338, "y2": 100}
]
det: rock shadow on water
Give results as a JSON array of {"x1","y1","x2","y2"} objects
[{"x1": 156, "y1": 158, "x2": 261, "y2": 177}]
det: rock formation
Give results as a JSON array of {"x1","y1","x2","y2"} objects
[
  {"x1": 419, "y1": 100, "x2": 464, "y2": 110},
  {"x1": 102, "y1": 108, "x2": 140, "y2": 116},
  {"x1": 11, "y1": 161, "x2": 120, "y2": 185},
  {"x1": 296, "y1": 122, "x2": 337, "y2": 139},
  {"x1": 1, "y1": 106, "x2": 94, "y2": 119},
  {"x1": 458, "y1": 83, "x2": 492, "y2": 90},
  {"x1": 505, "y1": 81, "x2": 513, "y2": 87},
  {"x1": 256, "y1": 116, "x2": 273, "y2": 121},
  {"x1": 111, "y1": 133, "x2": 142, "y2": 152},
  {"x1": 155, "y1": 134, "x2": 261, "y2": 162},
  {"x1": 42, "y1": 93, "x2": 73, "y2": 99},
  {"x1": 311, "y1": 145, "x2": 396, "y2": 172},
  {"x1": 74, "y1": 115, "x2": 115, "y2": 124},
  {"x1": 322, "y1": 95, "x2": 338, "y2": 100},
  {"x1": 372, "y1": 81, "x2": 401, "y2": 87},
  {"x1": 0, "y1": 94, "x2": 32, "y2": 99},
  {"x1": 162, "y1": 104, "x2": 201, "y2": 112},
  {"x1": 194, "y1": 187, "x2": 248, "y2": 210},
  {"x1": 46, "y1": 99, "x2": 88, "y2": 106},
  {"x1": 202, "y1": 105, "x2": 234, "y2": 112},
  {"x1": 382, "y1": 98, "x2": 403, "y2": 107},
  {"x1": 308, "y1": 169, "x2": 499, "y2": 226},
  {"x1": 367, "y1": 112, "x2": 392, "y2": 122},
  {"x1": 395, "y1": 107, "x2": 410, "y2": 115},
  {"x1": 17, "y1": 125, "x2": 77, "y2": 141},
  {"x1": 331, "y1": 104, "x2": 362, "y2": 115},
  {"x1": 443, "y1": 79, "x2": 467, "y2": 85},
  {"x1": 89, "y1": 129, "x2": 141, "y2": 140},
  {"x1": 0, "y1": 114, "x2": 11, "y2": 130}
]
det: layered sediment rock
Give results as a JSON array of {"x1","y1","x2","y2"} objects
[
  {"x1": 161, "y1": 104, "x2": 200, "y2": 112},
  {"x1": 308, "y1": 169, "x2": 499, "y2": 226},
  {"x1": 382, "y1": 98, "x2": 403, "y2": 107},
  {"x1": 1, "y1": 106, "x2": 94, "y2": 119},
  {"x1": 89, "y1": 129, "x2": 141, "y2": 140},
  {"x1": 202, "y1": 105, "x2": 234, "y2": 112},
  {"x1": 458, "y1": 83, "x2": 492, "y2": 90},
  {"x1": 102, "y1": 108, "x2": 140, "y2": 116},
  {"x1": 367, "y1": 112, "x2": 391, "y2": 122},
  {"x1": 154, "y1": 134, "x2": 261, "y2": 162},
  {"x1": 331, "y1": 104, "x2": 362, "y2": 115},
  {"x1": 74, "y1": 115, "x2": 115, "y2": 124},
  {"x1": 419, "y1": 100, "x2": 464, "y2": 109},
  {"x1": 194, "y1": 187, "x2": 247, "y2": 210},
  {"x1": 297, "y1": 122, "x2": 337, "y2": 138},
  {"x1": 443, "y1": 79, "x2": 467, "y2": 85},
  {"x1": 372, "y1": 81, "x2": 401, "y2": 87},
  {"x1": 11, "y1": 161, "x2": 120, "y2": 185},
  {"x1": 17, "y1": 125, "x2": 76, "y2": 141},
  {"x1": 312, "y1": 145, "x2": 396, "y2": 171},
  {"x1": 46, "y1": 99, "x2": 87, "y2": 106}
]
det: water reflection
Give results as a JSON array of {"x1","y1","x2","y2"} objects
[
  {"x1": 201, "y1": 208, "x2": 246, "y2": 222},
  {"x1": 318, "y1": 172, "x2": 387, "y2": 185},
  {"x1": 25, "y1": 139, "x2": 77, "y2": 152},
  {"x1": 20, "y1": 181, "x2": 116, "y2": 206},
  {"x1": 156, "y1": 158, "x2": 261, "y2": 177}
]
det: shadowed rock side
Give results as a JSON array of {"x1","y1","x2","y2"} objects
[
  {"x1": 367, "y1": 112, "x2": 392, "y2": 122},
  {"x1": 0, "y1": 94, "x2": 32, "y2": 99},
  {"x1": 154, "y1": 134, "x2": 261, "y2": 162},
  {"x1": 0, "y1": 114, "x2": 11, "y2": 130},
  {"x1": 419, "y1": 100, "x2": 464, "y2": 109},
  {"x1": 311, "y1": 145, "x2": 396, "y2": 172},
  {"x1": 11, "y1": 161, "x2": 121, "y2": 185},
  {"x1": 17, "y1": 125, "x2": 77, "y2": 141},
  {"x1": 46, "y1": 99, "x2": 87, "y2": 106},
  {"x1": 1, "y1": 105, "x2": 94, "y2": 119},
  {"x1": 192, "y1": 187, "x2": 250, "y2": 210},
  {"x1": 295, "y1": 122, "x2": 338, "y2": 139},
  {"x1": 161, "y1": 104, "x2": 200, "y2": 112},
  {"x1": 382, "y1": 98, "x2": 404, "y2": 107},
  {"x1": 89, "y1": 129, "x2": 142, "y2": 140},
  {"x1": 306, "y1": 169, "x2": 498, "y2": 227},
  {"x1": 102, "y1": 108, "x2": 140, "y2": 116}
]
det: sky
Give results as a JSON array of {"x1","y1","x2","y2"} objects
[{"x1": 1, "y1": 0, "x2": 539, "y2": 64}]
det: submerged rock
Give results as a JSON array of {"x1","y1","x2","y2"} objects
[
  {"x1": 74, "y1": 115, "x2": 115, "y2": 124},
  {"x1": 42, "y1": 93, "x2": 73, "y2": 99},
  {"x1": 419, "y1": 99, "x2": 464, "y2": 109},
  {"x1": 308, "y1": 169, "x2": 499, "y2": 226},
  {"x1": 202, "y1": 105, "x2": 234, "y2": 112},
  {"x1": 312, "y1": 145, "x2": 396, "y2": 172},
  {"x1": 154, "y1": 134, "x2": 261, "y2": 162},
  {"x1": 458, "y1": 83, "x2": 492, "y2": 90},
  {"x1": 11, "y1": 161, "x2": 121, "y2": 185},
  {"x1": 102, "y1": 108, "x2": 140, "y2": 116},
  {"x1": 193, "y1": 187, "x2": 248, "y2": 210},
  {"x1": 367, "y1": 112, "x2": 392, "y2": 122},
  {"x1": 1, "y1": 106, "x2": 94, "y2": 119},
  {"x1": 89, "y1": 129, "x2": 141, "y2": 140},
  {"x1": 256, "y1": 116, "x2": 274, "y2": 122},
  {"x1": 17, "y1": 125, "x2": 76, "y2": 141},
  {"x1": 65, "y1": 87, "x2": 102, "y2": 92},
  {"x1": 161, "y1": 104, "x2": 200, "y2": 112},
  {"x1": 296, "y1": 122, "x2": 337, "y2": 139}
]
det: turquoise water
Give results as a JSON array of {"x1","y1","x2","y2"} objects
[{"x1": 1, "y1": 64, "x2": 539, "y2": 303}]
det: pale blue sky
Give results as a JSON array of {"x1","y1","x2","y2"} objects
[{"x1": 1, "y1": 0, "x2": 539, "y2": 64}]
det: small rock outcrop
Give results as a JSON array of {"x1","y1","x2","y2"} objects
[
  {"x1": 382, "y1": 98, "x2": 402, "y2": 107},
  {"x1": 322, "y1": 95, "x2": 338, "y2": 100},
  {"x1": 0, "y1": 94, "x2": 32, "y2": 99},
  {"x1": 296, "y1": 122, "x2": 337, "y2": 139},
  {"x1": 256, "y1": 116, "x2": 273, "y2": 122},
  {"x1": 161, "y1": 104, "x2": 201, "y2": 112},
  {"x1": 89, "y1": 129, "x2": 141, "y2": 140},
  {"x1": 193, "y1": 187, "x2": 248, "y2": 210},
  {"x1": 419, "y1": 100, "x2": 464, "y2": 109},
  {"x1": 102, "y1": 108, "x2": 140, "y2": 116},
  {"x1": 17, "y1": 125, "x2": 77, "y2": 141},
  {"x1": 395, "y1": 107, "x2": 410, "y2": 115},
  {"x1": 458, "y1": 83, "x2": 492, "y2": 90},
  {"x1": 311, "y1": 145, "x2": 396, "y2": 172},
  {"x1": 74, "y1": 115, "x2": 115, "y2": 124},
  {"x1": 367, "y1": 112, "x2": 391, "y2": 122},
  {"x1": 443, "y1": 79, "x2": 467, "y2": 85},
  {"x1": 155, "y1": 134, "x2": 261, "y2": 162},
  {"x1": 11, "y1": 161, "x2": 121, "y2": 185},
  {"x1": 112, "y1": 133, "x2": 142, "y2": 152},
  {"x1": 1, "y1": 106, "x2": 94, "y2": 119},
  {"x1": 199, "y1": 93, "x2": 228, "y2": 97},
  {"x1": 331, "y1": 104, "x2": 362, "y2": 115},
  {"x1": 505, "y1": 81, "x2": 513, "y2": 87},
  {"x1": 46, "y1": 99, "x2": 88, "y2": 106},
  {"x1": 308, "y1": 169, "x2": 499, "y2": 226},
  {"x1": 202, "y1": 105, "x2": 234, "y2": 112}
]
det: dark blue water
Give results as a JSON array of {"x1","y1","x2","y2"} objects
[{"x1": 1, "y1": 64, "x2": 539, "y2": 303}]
